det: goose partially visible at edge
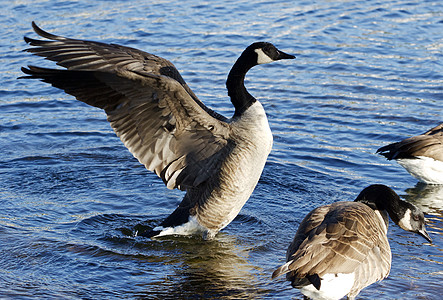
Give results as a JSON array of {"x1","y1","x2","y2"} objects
[
  {"x1": 272, "y1": 184, "x2": 432, "y2": 300},
  {"x1": 377, "y1": 123, "x2": 443, "y2": 184},
  {"x1": 20, "y1": 22, "x2": 295, "y2": 239}
]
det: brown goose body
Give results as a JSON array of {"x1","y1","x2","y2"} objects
[
  {"x1": 21, "y1": 22, "x2": 295, "y2": 239},
  {"x1": 272, "y1": 185, "x2": 431, "y2": 300},
  {"x1": 377, "y1": 124, "x2": 443, "y2": 184}
]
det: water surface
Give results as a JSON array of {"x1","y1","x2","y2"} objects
[{"x1": 1, "y1": 0, "x2": 442, "y2": 299}]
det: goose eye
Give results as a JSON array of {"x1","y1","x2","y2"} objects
[
  {"x1": 263, "y1": 45, "x2": 273, "y2": 54},
  {"x1": 413, "y1": 215, "x2": 420, "y2": 221}
]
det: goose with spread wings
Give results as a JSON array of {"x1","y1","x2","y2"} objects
[{"x1": 21, "y1": 22, "x2": 295, "y2": 239}]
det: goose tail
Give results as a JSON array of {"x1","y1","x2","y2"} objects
[{"x1": 272, "y1": 261, "x2": 292, "y2": 279}]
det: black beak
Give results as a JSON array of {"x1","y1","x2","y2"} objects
[
  {"x1": 418, "y1": 229, "x2": 432, "y2": 243},
  {"x1": 276, "y1": 50, "x2": 295, "y2": 60}
]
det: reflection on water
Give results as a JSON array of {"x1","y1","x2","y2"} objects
[
  {"x1": 397, "y1": 184, "x2": 443, "y2": 300},
  {"x1": 70, "y1": 214, "x2": 264, "y2": 299},
  {"x1": 137, "y1": 234, "x2": 263, "y2": 299},
  {"x1": 404, "y1": 183, "x2": 443, "y2": 214},
  {"x1": 403, "y1": 183, "x2": 443, "y2": 238}
]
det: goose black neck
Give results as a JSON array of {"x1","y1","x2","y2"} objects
[
  {"x1": 226, "y1": 53, "x2": 257, "y2": 117},
  {"x1": 354, "y1": 184, "x2": 408, "y2": 225}
]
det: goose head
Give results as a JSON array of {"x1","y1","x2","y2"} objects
[
  {"x1": 355, "y1": 184, "x2": 432, "y2": 243},
  {"x1": 235, "y1": 42, "x2": 295, "y2": 70},
  {"x1": 249, "y1": 42, "x2": 295, "y2": 65},
  {"x1": 396, "y1": 202, "x2": 432, "y2": 242},
  {"x1": 227, "y1": 42, "x2": 294, "y2": 116}
]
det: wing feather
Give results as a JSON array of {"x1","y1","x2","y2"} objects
[
  {"x1": 281, "y1": 202, "x2": 389, "y2": 288},
  {"x1": 21, "y1": 23, "x2": 233, "y2": 191},
  {"x1": 377, "y1": 123, "x2": 443, "y2": 161}
]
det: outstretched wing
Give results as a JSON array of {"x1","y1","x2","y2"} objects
[
  {"x1": 21, "y1": 22, "x2": 233, "y2": 190},
  {"x1": 377, "y1": 123, "x2": 443, "y2": 161}
]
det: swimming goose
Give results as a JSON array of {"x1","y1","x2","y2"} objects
[
  {"x1": 272, "y1": 184, "x2": 431, "y2": 300},
  {"x1": 20, "y1": 22, "x2": 295, "y2": 239},
  {"x1": 377, "y1": 124, "x2": 443, "y2": 184}
]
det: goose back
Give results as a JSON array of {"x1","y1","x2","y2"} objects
[
  {"x1": 278, "y1": 201, "x2": 391, "y2": 299},
  {"x1": 377, "y1": 123, "x2": 443, "y2": 161},
  {"x1": 377, "y1": 124, "x2": 443, "y2": 184}
]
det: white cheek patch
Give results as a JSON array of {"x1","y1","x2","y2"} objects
[
  {"x1": 255, "y1": 48, "x2": 274, "y2": 64},
  {"x1": 398, "y1": 208, "x2": 413, "y2": 231}
]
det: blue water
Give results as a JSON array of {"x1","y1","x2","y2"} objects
[{"x1": 1, "y1": 0, "x2": 442, "y2": 299}]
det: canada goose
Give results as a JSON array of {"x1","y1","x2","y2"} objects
[
  {"x1": 377, "y1": 124, "x2": 443, "y2": 184},
  {"x1": 272, "y1": 184, "x2": 431, "y2": 300},
  {"x1": 20, "y1": 22, "x2": 295, "y2": 239}
]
